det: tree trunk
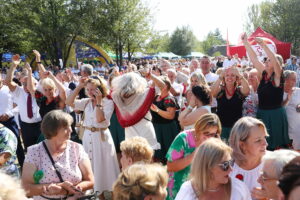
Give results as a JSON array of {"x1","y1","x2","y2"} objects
[
  {"x1": 127, "y1": 42, "x2": 131, "y2": 61},
  {"x1": 0, "y1": 53, "x2": 3, "y2": 68},
  {"x1": 115, "y1": 47, "x2": 119, "y2": 66},
  {"x1": 63, "y1": 35, "x2": 76, "y2": 68}
]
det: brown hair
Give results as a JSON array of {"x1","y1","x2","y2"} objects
[
  {"x1": 194, "y1": 113, "x2": 222, "y2": 137},
  {"x1": 41, "y1": 110, "x2": 73, "y2": 139},
  {"x1": 88, "y1": 75, "x2": 108, "y2": 97}
]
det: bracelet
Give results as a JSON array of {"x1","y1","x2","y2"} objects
[
  {"x1": 96, "y1": 104, "x2": 103, "y2": 107},
  {"x1": 156, "y1": 109, "x2": 159, "y2": 113},
  {"x1": 36, "y1": 61, "x2": 42, "y2": 64}
]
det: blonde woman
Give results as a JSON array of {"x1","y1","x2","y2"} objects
[
  {"x1": 166, "y1": 113, "x2": 222, "y2": 200},
  {"x1": 185, "y1": 71, "x2": 208, "y2": 105},
  {"x1": 66, "y1": 76, "x2": 119, "y2": 199},
  {"x1": 175, "y1": 138, "x2": 250, "y2": 200},
  {"x1": 229, "y1": 116, "x2": 268, "y2": 196},
  {"x1": 120, "y1": 136, "x2": 154, "y2": 170},
  {"x1": 113, "y1": 163, "x2": 168, "y2": 200}
]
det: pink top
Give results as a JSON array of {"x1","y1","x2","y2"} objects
[{"x1": 25, "y1": 140, "x2": 89, "y2": 200}]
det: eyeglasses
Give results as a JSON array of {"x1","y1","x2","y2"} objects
[{"x1": 218, "y1": 160, "x2": 234, "y2": 171}]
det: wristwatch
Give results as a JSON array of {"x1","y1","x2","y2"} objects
[{"x1": 96, "y1": 104, "x2": 103, "y2": 107}]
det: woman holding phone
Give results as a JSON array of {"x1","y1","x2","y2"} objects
[{"x1": 66, "y1": 76, "x2": 120, "y2": 200}]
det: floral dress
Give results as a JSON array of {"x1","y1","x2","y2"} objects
[
  {"x1": 0, "y1": 126, "x2": 18, "y2": 177},
  {"x1": 166, "y1": 130, "x2": 196, "y2": 200}
]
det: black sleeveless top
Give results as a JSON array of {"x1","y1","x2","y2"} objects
[
  {"x1": 216, "y1": 87, "x2": 246, "y2": 127},
  {"x1": 257, "y1": 71, "x2": 284, "y2": 110},
  {"x1": 35, "y1": 91, "x2": 60, "y2": 118}
]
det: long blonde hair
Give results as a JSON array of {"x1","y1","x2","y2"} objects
[{"x1": 190, "y1": 138, "x2": 232, "y2": 198}]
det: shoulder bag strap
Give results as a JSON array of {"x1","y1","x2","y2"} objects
[{"x1": 42, "y1": 141, "x2": 64, "y2": 182}]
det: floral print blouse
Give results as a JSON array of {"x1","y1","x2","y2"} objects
[{"x1": 166, "y1": 130, "x2": 196, "y2": 200}]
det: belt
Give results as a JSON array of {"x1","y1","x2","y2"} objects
[
  {"x1": 83, "y1": 126, "x2": 108, "y2": 141},
  {"x1": 83, "y1": 126, "x2": 107, "y2": 132}
]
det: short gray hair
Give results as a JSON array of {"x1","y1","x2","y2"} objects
[
  {"x1": 81, "y1": 64, "x2": 93, "y2": 75},
  {"x1": 229, "y1": 117, "x2": 268, "y2": 164},
  {"x1": 283, "y1": 70, "x2": 296, "y2": 80},
  {"x1": 263, "y1": 150, "x2": 300, "y2": 179}
]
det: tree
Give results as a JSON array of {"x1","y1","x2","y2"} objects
[
  {"x1": 201, "y1": 28, "x2": 226, "y2": 54},
  {"x1": 93, "y1": 0, "x2": 152, "y2": 65},
  {"x1": 169, "y1": 26, "x2": 196, "y2": 56},
  {"x1": 4, "y1": 0, "x2": 96, "y2": 66},
  {"x1": 245, "y1": 0, "x2": 300, "y2": 54},
  {"x1": 145, "y1": 32, "x2": 170, "y2": 54}
]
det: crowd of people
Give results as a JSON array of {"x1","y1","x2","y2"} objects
[{"x1": 0, "y1": 33, "x2": 300, "y2": 200}]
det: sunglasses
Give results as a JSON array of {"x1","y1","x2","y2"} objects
[
  {"x1": 218, "y1": 160, "x2": 234, "y2": 171},
  {"x1": 203, "y1": 132, "x2": 220, "y2": 138}
]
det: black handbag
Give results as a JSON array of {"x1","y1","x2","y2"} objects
[{"x1": 42, "y1": 141, "x2": 99, "y2": 200}]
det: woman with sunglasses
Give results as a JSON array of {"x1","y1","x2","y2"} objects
[
  {"x1": 229, "y1": 117, "x2": 268, "y2": 197},
  {"x1": 175, "y1": 138, "x2": 251, "y2": 200},
  {"x1": 242, "y1": 33, "x2": 290, "y2": 150},
  {"x1": 66, "y1": 76, "x2": 119, "y2": 200},
  {"x1": 166, "y1": 113, "x2": 222, "y2": 200}
]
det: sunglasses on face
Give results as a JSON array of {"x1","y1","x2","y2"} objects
[
  {"x1": 203, "y1": 132, "x2": 220, "y2": 138},
  {"x1": 218, "y1": 160, "x2": 234, "y2": 171}
]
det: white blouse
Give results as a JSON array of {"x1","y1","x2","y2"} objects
[{"x1": 175, "y1": 178, "x2": 251, "y2": 200}]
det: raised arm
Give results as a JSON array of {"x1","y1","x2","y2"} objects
[
  {"x1": 210, "y1": 69, "x2": 224, "y2": 98},
  {"x1": 241, "y1": 33, "x2": 265, "y2": 77},
  {"x1": 24, "y1": 63, "x2": 36, "y2": 96},
  {"x1": 232, "y1": 67, "x2": 250, "y2": 96},
  {"x1": 255, "y1": 37, "x2": 282, "y2": 84},
  {"x1": 48, "y1": 72, "x2": 66, "y2": 102},
  {"x1": 5, "y1": 54, "x2": 20, "y2": 91},
  {"x1": 33, "y1": 50, "x2": 46, "y2": 73},
  {"x1": 66, "y1": 77, "x2": 88, "y2": 107}
]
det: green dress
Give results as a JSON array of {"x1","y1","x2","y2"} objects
[{"x1": 166, "y1": 130, "x2": 196, "y2": 200}]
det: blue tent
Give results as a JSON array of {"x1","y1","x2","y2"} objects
[{"x1": 2, "y1": 53, "x2": 26, "y2": 62}]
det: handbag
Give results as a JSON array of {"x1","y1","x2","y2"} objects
[
  {"x1": 42, "y1": 141, "x2": 99, "y2": 200},
  {"x1": 76, "y1": 100, "x2": 90, "y2": 140}
]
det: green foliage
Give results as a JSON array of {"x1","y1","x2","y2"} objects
[
  {"x1": 201, "y1": 28, "x2": 226, "y2": 54},
  {"x1": 145, "y1": 32, "x2": 170, "y2": 54},
  {"x1": 245, "y1": 0, "x2": 300, "y2": 54},
  {"x1": 169, "y1": 26, "x2": 196, "y2": 56},
  {"x1": 213, "y1": 51, "x2": 222, "y2": 57}
]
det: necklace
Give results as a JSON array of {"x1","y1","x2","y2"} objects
[
  {"x1": 207, "y1": 186, "x2": 221, "y2": 192},
  {"x1": 225, "y1": 86, "x2": 236, "y2": 97}
]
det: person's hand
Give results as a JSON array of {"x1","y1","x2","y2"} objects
[
  {"x1": 33, "y1": 50, "x2": 41, "y2": 60},
  {"x1": 12, "y1": 54, "x2": 21, "y2": 67},
  {"x1": 231, "y1": 67, "x2": 243, "y2": 79},
  {"x1": 78, "y1": 77, "x2": 88, "y2": 88},
  {"x1": 255, "y1": 37, "x2": 265, "y2": 46},
  {"x1": 241, "y1": 32, "x2": 248, "y2": 43},
  {"x1": 61, "y1": 181, "x2": 79, "y2": 194},
  {"x1": 251, "y1": 187, "x2": 268, "y2": 200},
  {"x1": 43, "y1": 183, "x2": 63, "y2": 195},
  {"x1": 0, "y1": 114, "x2": 9, "y2": 122},
  {"x1": 94, "y1": 88, "x2": 103, "y2": 103},
  {"x1": 150, "y1": 104, "x2": 159, "y2": 112},
  {"x1": 219, "y1": 68, "x2": 225, "y2": 80}
]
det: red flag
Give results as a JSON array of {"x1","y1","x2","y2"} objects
[{"x1": 226, "y1": 29, "x2": 231, "y2": 57}]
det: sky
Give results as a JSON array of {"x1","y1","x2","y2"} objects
[{"x1": 147, "y1": 0, "x2": 264, "y2": 45}]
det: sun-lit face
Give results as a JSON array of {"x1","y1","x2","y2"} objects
[
  {"x1": 86, "y1": 83, "x2": 98, "y2": 100},
  {"x1": 240, "y1": 125, "x2": 268, "y2": 159},
  {"x1": 200, "y1": 58, "x2": 210, "y2": 74},
  {"x1": 167, "y1": 71, "x2": 176, "y2": 83},
  {"x1": 43, "y1": 86, "x2": 55, "y2": 99},
  {"x1": 248, "y1": 71, "x2": 258, "y2": 86},
  {"x1": 210, "y1": 153, "x2": 232, "y2": 185},
  {"x1": 190, "y1": 76, "x2": 200, "y2": 87},
  {"x1": 55, "y1": 125, "x2": 72, "y2": 141},
  {"x1": 285, "y1": 73, "x2": 297, "y2": 89},
  {"x1": 195, "y1": 126, "x2": 220, "y2": 146},
  {"x1": 224, "y1": 69, "x2": 237, "y2": 86},
  {"x1": 120, "y1": 151, "x2": 133, "y2": 171}
]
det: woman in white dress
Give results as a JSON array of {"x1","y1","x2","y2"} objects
[
  {"x1": 283, "y1": 70, "x2": 300, "y2": 150},
  {"x1": 66, "y1": 76, "x2": 119, "y2": 199},
  {"x1": 175, "y1": 138, "x2": 251, "y2": 200},
  {"x1": 229, "y1": 117, "x2": 268, "y2": 198}
]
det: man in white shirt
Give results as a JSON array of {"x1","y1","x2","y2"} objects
[
  {"x1": 200, "y1": 56, "x2": 219, "y2": 113},
  {"x1": 5, "y1": 57, "x2": 42, "y2": 152},
  {"x1": 0, "y1": 65, "x2": 25, "y2": 167},
  {"x1": 167, "y1": 69, "x2": 184, "y2": 107}
]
